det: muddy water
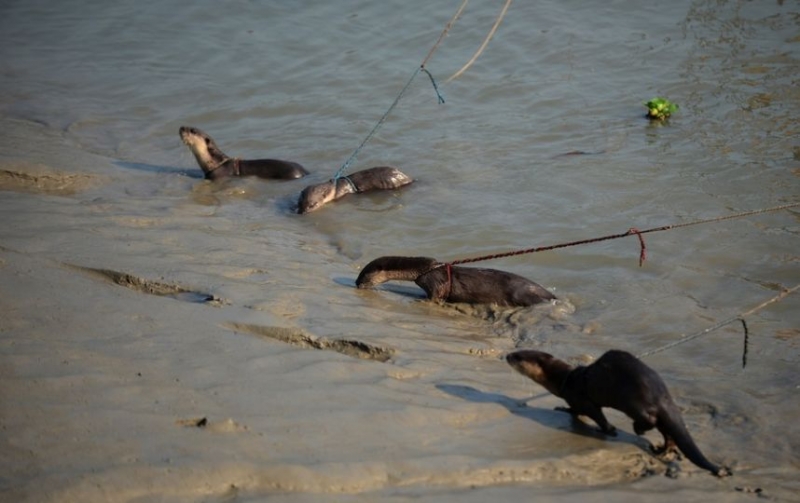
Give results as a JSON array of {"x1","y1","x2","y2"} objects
[{"x1": 1, "y1": 0, "x2": 798, "y2": 501}]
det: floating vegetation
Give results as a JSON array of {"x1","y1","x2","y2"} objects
[{"x1": 644, "y1": 97, "x2": 678, "y2": 121}]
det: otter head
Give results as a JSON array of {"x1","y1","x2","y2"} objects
[
  {"x1": 297, "y1": 181, "x2": 336, "y2": 214},
  {"x1": 179, "y1": 126, "x2": 228, "y2": 174},
  {"x1": 355, "y1": 261, "x2": 388, "y2": 288},
  {"x1": 506, "y1": 350, "x2": 572, "y2": 396},
  {"x1": 356, "y1": 256, "x2": 439, "y2": 288}
]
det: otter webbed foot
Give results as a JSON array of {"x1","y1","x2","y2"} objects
[
  {"x1": 714, "y1": 466, "x2": 733, "y2": 478},
  {"x1": 650, "y1": 438, "x2": 680, "y2": 461}
]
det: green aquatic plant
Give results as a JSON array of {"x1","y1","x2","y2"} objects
[{"x1": 644, "y1": 97, "x2": 678, "y2": 120}]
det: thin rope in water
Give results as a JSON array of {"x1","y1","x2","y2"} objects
[
  {"x1": 332, "y1": 67, "x2": 437, "y2": 181},
  {"x1": 446, "y1": 0, "x2": 513, "y2": 82},
  {"x1": 637, "y1": 284, "x2": 800, "y2": 367},
  {"x1": 333, "y1": 0, "x2": 468, "y2": 181},
  {"x1": 447, "y1": 202, "x2": 800, "y2": 266}
]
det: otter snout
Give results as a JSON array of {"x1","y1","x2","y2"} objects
[
  {"x1": 505, "y1": 350, "x2": 553, "y2": 382},
  {"x1": 506, "y1": 350, "x2": 545, "y2": 367},
  {"x1": 179, "y1": 125, "x2": 204, "y2": 146},
  {"x1": 297, "y1": 181, "x2": 336, "y2": 214},
  {"x1": 179, "y1": 125, "x2": 197, "y2": 137},
  {"x1": 179, "y1": 126, "x2": 191, "y2": 143},
  {"x1": 355, "y1": 269, "x2": 378, "y2": 289},
  {"x1": 506, "y1": 352, "x2": 522, "y2": 365}
]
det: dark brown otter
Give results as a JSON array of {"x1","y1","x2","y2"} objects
[
  {"x1": 179, "y1": 126, "x2": 309, "y2": 180},
  {"x1": 506, "y1": 349, "x2": 730, "y2": 477},
  {"x1": 297, "y1": 166, "x2": 412, "y2": 214},
  {"x1": 355, "y1": 256, "x2": 555, "y2": 307}
]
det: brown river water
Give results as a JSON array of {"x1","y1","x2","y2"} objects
[{"x1": 1, "y1": 0, "x2": 798, "y2": 501}]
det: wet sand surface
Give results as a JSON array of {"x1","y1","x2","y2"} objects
[{"x1": 1, "y1": 0, "x2": 799, "y2": 501}]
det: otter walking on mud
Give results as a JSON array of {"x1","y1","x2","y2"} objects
[
  {"x1": 506, "y1": 349, "x2": 731, "y2": 477},
  {"x1": 179, "y1": 126, "x2": 309, "y2": 180},
  {"x1": 297, "y1": 166, "x2": 412, "y2": 214},
  {"x1": 356, "y1": 256, "x2": 555, "y2": 307}
]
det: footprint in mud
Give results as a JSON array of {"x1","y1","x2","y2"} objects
[
  {"x1": 176, "y1": 416, "x2": 247, "y2": 433},
  {"x1": 67, "y1": 264, "x2": 226, "y2": 305},
  {"x1": 551, "y1": 150, "x2": 606, "y2": 159},
  {"x1": 225, "y1": 322, "x2": 394, "y2": 362},
  {"x1": 683, "y1": 399, "x2": 754, "y2": 434}
]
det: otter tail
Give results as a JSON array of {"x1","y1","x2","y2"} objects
[{"x1": 657, "y1": 406, "x2": 729, "y2": 477}]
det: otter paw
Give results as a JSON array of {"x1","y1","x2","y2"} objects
[
  {"x1": 651, "y1": 443, "x2": 680, "y2": 461},
  {"x1": 600, "y1": 425, "x2": 618, "y2": 436},
  {"x1": 716, "y1": 466, "x2": 733, "y2": 478}
]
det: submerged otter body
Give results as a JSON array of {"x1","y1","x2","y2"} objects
[
  {"x1": 356, "y1": 256, "x2": 555, "y2": 307},
  {"x1": 297, "y1": 166, "x2": 412, "y2": 214},
  {"x1": 506, "y1": 349, "x2": 730, "y2": 477},
  {"x1": 179, "y1": 126, "x2": 308, "y2": 180}
]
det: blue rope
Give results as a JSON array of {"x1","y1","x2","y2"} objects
[
  {"x1": 421, "y1": 67, "x2": 446, "y2": 104},
  {"x1": 333, "y1": 66, "x2": 445, "y2": 181}
]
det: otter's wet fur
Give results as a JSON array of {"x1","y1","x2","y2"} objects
[
  {"x1": 297, "y1": 166, "x2": 412, "y2": 214},
  {"x1": 179, "y1": 126, "x2": 308, "y2": 180},
  {"x1": 356, "y1": 256, "x2": 555, "y2": 307},
  {"x1": 506, "y1": 349, "x2": 731, "y2": 477}
]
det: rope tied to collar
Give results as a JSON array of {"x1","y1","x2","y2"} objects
[
  {"x1": 338, "y1": 175, "x2": 358, "y2": 193},
  {"x1": 206, "y1": 157, "x2": 240, "y2": 177},
  {"x1": 418, "y1": 261, "x2": 455, "y2": 301},
  {"x1": 443, "y1": 262, "x2": 454, "y2": 300}
]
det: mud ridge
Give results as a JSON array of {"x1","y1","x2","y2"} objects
[
  {"x1": 67, "y1": 264, "x2": 225, "y2": 305},
  {"x1": 0, "y1": 167, "x2": 100, "y2": 195},
  {"x1": 225, "y1": 323, "x2": 394, "y2": 362}
]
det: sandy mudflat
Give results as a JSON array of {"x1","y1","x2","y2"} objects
[
  {"x1": 2, "y1": 0, "x2": 800, "y2": 492},
  {"x1": 1, "y1": 155, "x2": 791, "y2": 502},
  {"x1": 0, "y1": 244, "x2": 657, "y2": 502}
]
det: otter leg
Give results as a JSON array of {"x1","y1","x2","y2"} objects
[
  {"x1": 587, "y1": 409, "x2": 617, "y2": 436},
  {"x1": 635, "y1": 416, "x2": 679, "y2": 459},
  {"x1": 633, "y1": 417, "x2": 656, "y2": 436},
  {"x1": 557, "y1": 405, "x2": 617, "y2": 436}
]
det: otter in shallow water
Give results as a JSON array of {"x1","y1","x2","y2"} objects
[
  {"x1": 179, "y1": 126, "x2": 308, "y2": 180},
  {"x1": 506, "y1": 349, "x2": 731, "y2": 477},
  {"x1": 355, "y1": 256, "x2": 555, "y2": 307},
  {"x1": 297, "y1": 166, "x2": 412, "y2": 214}
]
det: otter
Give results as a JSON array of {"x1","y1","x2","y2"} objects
[
  {"x1": 179, "y1": 126, "x2": 309, "y2": 180},
  {"x1": 355, "y1": 256, "x2": 555, "y2": 307},
  {"x1": 506, "y1": 349, "x2": 730, "y2": 477},
  {"x1": 297, "y1": 166, "x2": 412, "y2": 214}
]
